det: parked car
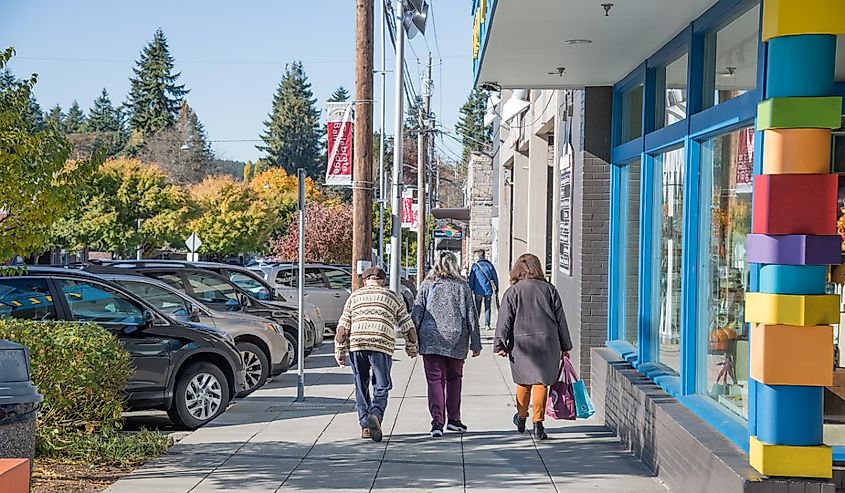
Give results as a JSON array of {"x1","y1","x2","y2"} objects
[
  {"x1": 94, "y1": 260, "x2": 317, "y2": 362},
  {"x1": 0, "y1": 267, "x2": 246, "y2": 429},
  {"x1": 185, "y1": 261, "x2": 326, "y2": 347},
  {"x1": 88, "y1": 268, "x2": 290, "y2": 395},
  {"x1": 328, "y1": 263, "x2": 417, "y2": 311}
]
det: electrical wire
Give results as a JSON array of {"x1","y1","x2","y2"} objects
[{"x1": 427, "y1": 0, "x2": 443, "y2": 61}]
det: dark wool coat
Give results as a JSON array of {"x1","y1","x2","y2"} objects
[{"x1": 493, "y1": 279, "x2": 573, "y2": 385}]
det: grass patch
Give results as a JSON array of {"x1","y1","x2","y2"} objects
[{"x1": 37, "y1": 428, "x2": 172, "y2": 466}]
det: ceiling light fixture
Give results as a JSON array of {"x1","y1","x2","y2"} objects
[
  {"x1": 601, "y1": 3, "x2": 614, "y2": 16},
  {"x1": 566, "y1": 39, "x2": 592, "y2": 45},
  {"x1": 718, "y1": 66, "x2": 737, "y2": 77},
  {"x1": 547, "y1": 67, "x2": 566, "y2": 77}
]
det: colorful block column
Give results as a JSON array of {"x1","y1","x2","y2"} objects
[{"x1": 745, "y1": 0, "x2": 845, "y2": 479}]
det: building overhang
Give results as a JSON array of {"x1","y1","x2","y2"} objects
[{"x1": 472, "y1": 0, "x2": 719, "y2": 89}]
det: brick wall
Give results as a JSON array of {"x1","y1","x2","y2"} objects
[
  {"x1": 591, "y1": 347, "x2": 836, "y2": 493},
  {"x1": 467, "y1": 153, "x2": 494, "y2": 263}
]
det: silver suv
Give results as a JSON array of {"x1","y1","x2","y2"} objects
[{"x1": 94, "y1": 272, "x2": 290, "y2": 395}]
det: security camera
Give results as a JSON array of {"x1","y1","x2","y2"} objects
[{"x1": 479, "y1": 82, "x2": 502, "y2": 92}]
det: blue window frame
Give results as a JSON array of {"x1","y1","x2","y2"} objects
[{"x1": 608, "y1": 0, "x2": 765, "y2": 452}]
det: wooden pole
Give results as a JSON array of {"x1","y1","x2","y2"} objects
[
  {"x1": 352, "y1": 0, "x2": 374, "y2": 291},
  {"x1": 416, "y1": 54, "x2": 432, "y2": 286}
]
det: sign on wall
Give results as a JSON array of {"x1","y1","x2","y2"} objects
[
  {"x1": 325, "y1": 102, "x2": 354, "y2": 186},
  {"x1": 559, "y1": 147, "x2": 573, "y2": 276}
]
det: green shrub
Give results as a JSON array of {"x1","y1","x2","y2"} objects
[
  {"x1": 37, "y1": 428, "x2": 172, "y2": 466},
  {"x1": 0, "y1": 319, "x2": 132, "y2": 434}
]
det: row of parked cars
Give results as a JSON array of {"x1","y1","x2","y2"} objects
[{"x1": 0, "y1": 260, "x2": 336, "y2": 430}]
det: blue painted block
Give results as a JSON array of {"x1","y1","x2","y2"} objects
[
  {"x1": 757, "y1": 384, "x2": 823, "y2": 446},
  {"x1": 767, "y1": 35, "x2": 836, "y2": 98},
  {"x1": 759, "y1": 264, "x2": 829, "y2": 295}
]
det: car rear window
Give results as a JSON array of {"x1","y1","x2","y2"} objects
[{"x1": 0, "y1": 278, "x2": 57, "y2": 321}]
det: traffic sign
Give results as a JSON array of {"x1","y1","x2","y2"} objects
[{"x1": 185, "y1": 232, "x2": 202, "y2": 252}]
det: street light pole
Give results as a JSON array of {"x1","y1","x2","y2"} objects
[
  {"x1": 389, "y1": 0, "x2": 405, "y2": 294},
  {"x1": 295, "y1": 168, "x2": 306, "y2": 402}
]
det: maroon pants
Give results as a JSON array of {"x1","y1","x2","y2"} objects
[{"x1": 423, "y1": 354, "x2": 465, "y2": 426}]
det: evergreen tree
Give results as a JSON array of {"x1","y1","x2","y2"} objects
[
  {"x1": 126, "y1": 28, "x2": 188, "y2": 137},
  {"x1": 141, "y1": 100, "x2": 215, "y2": 183},
  {"x1": 46, "y1": 104, "x2": 65, "y2": 132},
  {"x1": 86, "y1": 88, "x2": 123, "y2": 132},
  {"x1": 257, "y1": 61, "x2": 322, "y2": 178},
  {"x1": 65, "y1": 101, "x2": 86, "y2": 133},
  {"x1": 328, "y1": 86, "x2": 351, "y2": 103},
  {"x1": 456, "y1": 89, "x2": 492, "y2": 161}
]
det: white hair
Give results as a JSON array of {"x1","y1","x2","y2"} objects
[{"x1": 426, "y1": 251, "x2": 463, "y2": 281}]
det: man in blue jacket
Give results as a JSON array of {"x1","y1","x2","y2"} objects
[{"x1": 468, "y1": 250, "x2": 499, "y2": 330}]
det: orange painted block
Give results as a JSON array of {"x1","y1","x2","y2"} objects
[
  {"x1": 0, "y1": 459, "x2": 30, "y2": 493},
  {"x1": 763, "y1": 129, "x2": 831, "y2": 174},
  {"x1": 751, "y1": 324, "x2": 834, "y2": 386}
]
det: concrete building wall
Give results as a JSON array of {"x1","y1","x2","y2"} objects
[{"x1": 467, "y1": 153, "x2": 494, "y2": 262}]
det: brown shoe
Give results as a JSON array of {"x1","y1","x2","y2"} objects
[
  {"x1": 367, "y1": 414, "x2": 383, "y2": 442},
  {"x1": 361, "y1": 427, "x2": 371, "y2": 439}
]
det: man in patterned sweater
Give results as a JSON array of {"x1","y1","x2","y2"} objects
[{"x1": 335, "y1": 266, "x2": 418, "y2": 442}]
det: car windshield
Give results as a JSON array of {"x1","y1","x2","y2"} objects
[
  {"x1": 229, "y1": 272, "x2": 275, "y2": 301},
  {"x1": 117, "y1": 280, "x2": 191, "y2": 316}
]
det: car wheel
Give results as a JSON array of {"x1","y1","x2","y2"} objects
[
  {"x1": 237, "y1": 341, "x2": 269, "y2": 396},
  {"x1": 168, "y1": 361, "x2": 231, "y2": 430},
  {"x1": 283, "y1": 331, "x2": 299, "y2": 368}
]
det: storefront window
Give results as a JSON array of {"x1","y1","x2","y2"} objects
[
  {"x1": 655, "y1": 52, "x2": 689, "y2": 129},
  {"x1": 652, "y1": 147, "x2": 685, "y2": 372},
  {"x1": 698, "y1": 128, "x2": 754, "y2": 420},
  {"x1": 622, "y1": 160, "x2": 642, "y2": 347},
  {"x1": 702, "y1": 4, "x2": 760, "y2": 110},
  {"x1": 621, "y1": 84, "x2": 644, "y2": 143}
]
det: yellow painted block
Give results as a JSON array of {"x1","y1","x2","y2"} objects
[
  {"x1": 750, "y1": 436, "x2": 832, "y2": 478},
  {"x1": 745, "y1": 293, "x2": 839, "y2": 326},
  {"x1": 750, "y1": 324, "x2": 834, "y2": 386},
  {"x1": 763, "y1": 0, "x2": 845, "y2": 40}
]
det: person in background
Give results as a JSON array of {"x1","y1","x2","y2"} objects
[
  {"x1": 494, "y1": 253, "x2": 572, "y2": 440},
  {"x1": 412, "y1": 252, "x2": 482, "y2": 438},
  {"x1": 468, "y1": 250, "x2": 499, "y2": 330},
  {"x1": 335, "y1": 267, "x2": 418, "y2": 442}
]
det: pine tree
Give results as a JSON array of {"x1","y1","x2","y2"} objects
[
  {"x1": 328, "y1": 86, "x2": 351, "y2": 103},
  {"x1": 141, "y1": 100, "x2": 215, "y2": 183},
  {"x1": 86, "y1": 88, "x2": 123, "y2": 132},
  {"x1": 126, "y1": 28, "x2": 188, "y2": 137},
  {"x1": 257, "y1": 61, "x2": 322, "y2": 178},
  {"x1": 65, "y1": 101, "x2": 86, "y2": 133},
  {"x1": 46, "y1": 104, "x2": 65, "y2": 132},
  {"x1": 456, "y1": 89, "x2": 492, "y2": 162}
]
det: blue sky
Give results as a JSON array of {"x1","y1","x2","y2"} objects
[{"x1": 0, "y1": 0, "x2": 473, "y2": 162}]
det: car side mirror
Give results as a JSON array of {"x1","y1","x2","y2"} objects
[
  {"x1": 237, "y1": 293, "x2": 249, "y2": 307},
  {"x1": 128, "y1": 309, "x2": 156, "y2": 334}
]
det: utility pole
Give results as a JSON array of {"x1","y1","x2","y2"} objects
[
  {"x1": 416, "y1": 54, "x2": 432, "y2": 286},
  {"x1": 378, "y1": 0, "x2": 387, "y2": 269},
  {"x1": 353, "y1": 0, "x2": 374, "y2": 291},
  {"x1": 389, "y1": 0, "x2": 406, "y2": 294}
]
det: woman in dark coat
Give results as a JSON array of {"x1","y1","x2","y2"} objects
[{"x1": 494, "y1": 253, "x2": 573, "y2": 440}]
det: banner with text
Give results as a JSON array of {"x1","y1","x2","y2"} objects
[
  {"x1": 401, "y1": 192, "x2": 419, "y2": 229},
  {"x1": 325, "y1": 102, "x2": 354, "y2": 186}
]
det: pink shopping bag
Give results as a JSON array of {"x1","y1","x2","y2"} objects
[{"x1": 546, "y1": 357, "x2": 576, "y2": 420}]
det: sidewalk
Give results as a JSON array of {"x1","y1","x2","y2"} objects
[{"x1": 107, "y1": 334, "x2": 668, "y2": 492}]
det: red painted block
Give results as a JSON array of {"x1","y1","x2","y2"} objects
[
  {"x1": 752, "y1": 174, "x2": 838, "y2": 235},
  {"x1": 0, "y1": 459, "x2": 30, "y2": 493}
]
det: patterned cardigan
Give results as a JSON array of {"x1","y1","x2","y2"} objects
[{"x1": 335, "y1": 286, "x2": 417, "y2": 358}]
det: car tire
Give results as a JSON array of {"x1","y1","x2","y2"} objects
[
  {"x1": 283, "y1": 331, "x2": 299, "y2": 369},
  {"x1": 237, "y1": 341, "x2": 269, "y2": 397},
  {"x1": 168, "y1": 361, "x2": 231, "y2": 430}
]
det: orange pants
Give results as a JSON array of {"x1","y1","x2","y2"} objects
[{"x1": 516, "y1": 384, "x2": 549, "y2": 423}]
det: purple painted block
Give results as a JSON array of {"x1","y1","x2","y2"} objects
[{"x1": 746, "y1": 234, "x2": 842, "y2": 265}]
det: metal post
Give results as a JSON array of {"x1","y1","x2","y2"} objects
[
  {"x1": 378, "y1": 0, "x2": 387, "y2": 269},
  {"x1": 136, "y1": 218, "x2": 142, "y2": 260},
  {"x1": 295, "y1": 168, "x2": 306, "y2": 402},
  {"x1": 417, "y1": 53, "x2": 432, "y2": 286},
  {"x1": 389, "y1": 0, "x2": 405, "y2": 295}
]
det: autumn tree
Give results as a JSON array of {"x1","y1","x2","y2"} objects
[
  {"x1": 271, "y1": 203, "x2": 353, "y2": 264},
  {"x1": 0, "y1": 47, "x2": 101, "y2": 259}
]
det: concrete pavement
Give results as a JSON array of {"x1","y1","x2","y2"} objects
[{"x1": 107, "y1": 334, "x2": 668, "y2": 492}]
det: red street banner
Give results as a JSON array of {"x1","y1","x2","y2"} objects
[
  {"x1": 401, "y1": 192, "x2": 419, "y2": 229},
  {"x1": 325, "y1": 102, "x2": 354, "y2": 186}
]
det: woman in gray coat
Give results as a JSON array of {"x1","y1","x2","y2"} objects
[
  {"x1": 494, "y1": 253, "x2": 573, "y2": 440},
  {"x1": 412, "y1": 252, "x2": 482, "y2": 438}
]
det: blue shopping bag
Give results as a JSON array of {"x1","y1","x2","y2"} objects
[{"x1": 573, "y1": 379, "x2": 595, "y2": 419}]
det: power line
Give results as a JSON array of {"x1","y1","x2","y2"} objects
[{"x1": 428, "y1": 0, "x2": 444, "y2": 61}]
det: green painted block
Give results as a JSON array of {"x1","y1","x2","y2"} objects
[{"x1": 757, "y1": 97, "x2": 842, "y2": 131}]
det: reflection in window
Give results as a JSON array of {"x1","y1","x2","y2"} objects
[
  {"x1": 699, "y1": 128, "x2": 754, "y2": 420},
  {"x1": 656, "y1": 53, "x2": 688, "y2": 129},
  {"x1": 702, "y1": 5, "x2": 760, "y2": 110},
  {"x1": 621, "y1": 84, "x2": 644, "y2": 143},
  {"x1": 60, "y1": 280, "x2": 144, "y2": 324},
  {"x1": 622, "y1": 161, "x2": 642, "y2": 346},
  {"x1": 653, "y1": 147, "x2": 685, "y2": 373},
  {"x1": 0, "y1": 279, "x2": 57, "y2": 321},
  {"x1": 229, "y1": 273, "x2": 273, "y2": 300},
  {"x1": 324, "y1": 269, "x2": 353, "y2": 290}
]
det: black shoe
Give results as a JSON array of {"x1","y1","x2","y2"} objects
[
  {"x1": 533, "y1": 421, "x2": 548, "y2": 440},
  {"x1": 367, "y1": 414, "x2": 383, "y2": 442},
  {"x1": 447, "y1": 419, "x2": 468, "y2": 433},
  {"x1": 512, "y1": 414, "x2": 526, "y2": 433},
  {"x1": 430, "y1": 421, "x2": 444, "y2": 437}
]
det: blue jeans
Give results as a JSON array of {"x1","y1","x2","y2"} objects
[
  {"x1": 474, "y1": 294, "x2": 492, "y2": 327},
  {"x1": 348, "y1": 350, "x2": 393, "y2": 428}
]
